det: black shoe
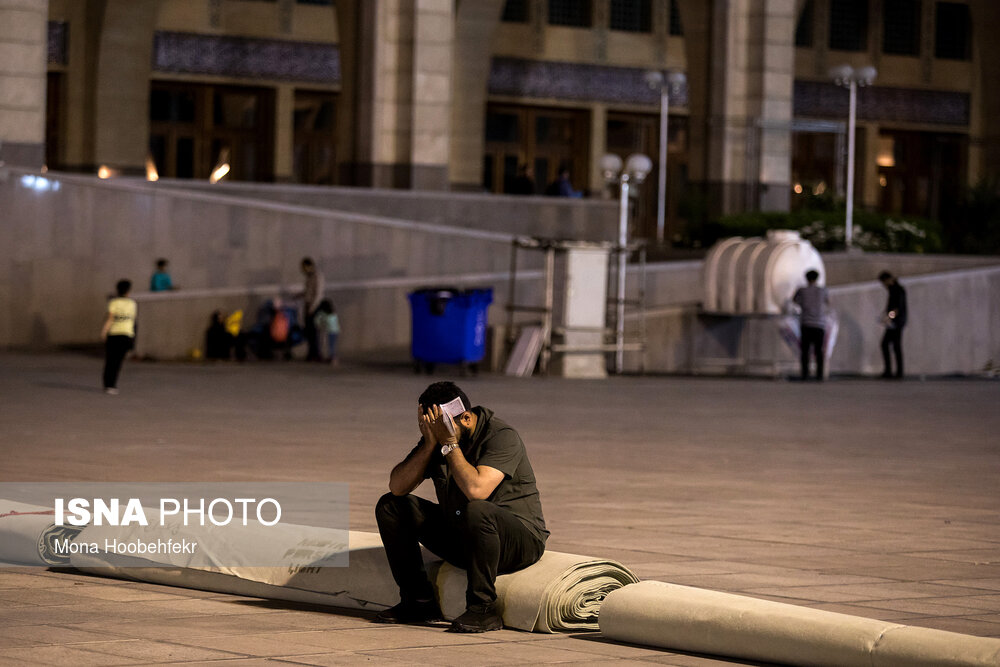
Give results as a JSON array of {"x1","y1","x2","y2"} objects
[
  {"x1": 447, "y1": 606, "x2": 503, "y2": 633},
  {"x1": 373, "y1": 598, "x2": 444, "y2": 625}
]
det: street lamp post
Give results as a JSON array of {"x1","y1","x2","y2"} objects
[
  {"x1": 830, "y1": 64, "x2": 876, "y2": 250},
  {"x1": 643, "y1": 70, "x2": 686, "y2": 245},
  {"x1": 601, "y1": 152, "x2": 652, "y2": 373}
]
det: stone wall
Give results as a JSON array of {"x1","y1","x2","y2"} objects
[
  {"x1": 0, "y1": 169, "x2": 599, "y2": 356},
  {"x1": 152, "y1": 179, "x2": 620, "y2": 242}
]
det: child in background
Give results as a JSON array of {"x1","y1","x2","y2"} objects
[
  {"x1": 314, "y1": 299, "x2": 341, "y2": 365},
  {"x1": 150, "y1": 258, "x2": 176, "y2": 291},
  {"x1": 101, "y1": 279, "x2": 137, "y2": 394}
]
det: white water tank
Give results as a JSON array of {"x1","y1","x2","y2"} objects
[{"x1": 702, "y1": 230, "x2": 824, "y2": 315}]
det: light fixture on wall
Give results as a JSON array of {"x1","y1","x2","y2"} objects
[
  {"x1": 876, "y1": 136, "x2": 895, "y2": 168},
  {"x1": 210, "y1": 147, "x2": 231, "y2": 184},
  {"x1": 97, "y1": 165, "x2": 114, "y2": 179},
  {"x1": 145, "y1": 156, "x2": 159, "y2": 182},
  {"x1": 829, "y1": 64, "x2": 877, "y2": 250}
]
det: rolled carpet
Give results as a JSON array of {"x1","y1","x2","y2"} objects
[
  {"x1": 0, "y1": 500, "x2": 636, "y2": 632},
  {"x1": 599, "y1": 580, "x2": 1000, "y2": 667},
  {"x1": 67, "y1": 521, "x2": 638, "y2": 633}
]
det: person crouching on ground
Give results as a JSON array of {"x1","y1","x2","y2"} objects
[{"x1": 375, "y1": 381, "x2": 548, "y2": 632}]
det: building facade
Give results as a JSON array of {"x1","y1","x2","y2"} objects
[{"x1": 2, "y1": 0, "x2": 998, "y2": 242}]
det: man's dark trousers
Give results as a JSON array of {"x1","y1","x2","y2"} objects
[
  {"x1": 304, "y1": 307, "x2": 320, "y2": 361},
  {"x1": 800, "y1": 325, "x2": 825, "y2": 380},
  {"x1": 375, "y1": 493, "x2": 544, "y2": 610},
  {"x1": 881, "y1": 327, "x2": 904, "y2": 377}
]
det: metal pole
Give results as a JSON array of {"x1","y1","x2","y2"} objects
[
  {"x1": 845, "y1": 79, "x2": 857, "y2": 250},
  {"x1": 615, "y1": 178, "x2": 629, "y2": 373},
  {"x1": 540, "y1": 246, "x2": 555, "y2": 375},
  {"x1": 656, "y1": 87, "x2": 668, "y2": 244},
  {"x1": 506, "y1": 240, "x2": 518, "y2": 348}
]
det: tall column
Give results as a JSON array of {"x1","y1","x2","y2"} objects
[
  {"x1": 448, "y1": 0, "x2": 503, "y2": 189},
  {"x1": 588, "y1": 103, "x2": 607, "y2": 194},
  {"x1": 750, "y1": 0, "x2": 795, "y2": 211},
  {"x1": 970, "y1": 0, "x2": 1000, "y2": 184},
  {"x1": 336, "y1": 0, "x2": 454, "y2": 189},
  {"x1": 0, "y1": 0, "x2": 48, "y2": 168},
  {"x1": 409, "y1": 0, "x2": 453, "y2": 189},
  {"x1": 274, "y1": 84, "x2": 295, "y2": 182},
  {"x1": 93, "y1": 0, "x2": 159, "y2": 174},
  {"x1": 678, "y1": 0, "x2": 795, "y2": 216}
]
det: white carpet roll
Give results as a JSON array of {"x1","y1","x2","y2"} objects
[
  {"x1": 599, "y1": 580, "x2": 1000, "y2": 667},
  {"x1": 0, "y1": 500, "x2": 82, "y2": 566},
  {"x1": 69, "y1": 521, "x2": 637, "y2": 633}
]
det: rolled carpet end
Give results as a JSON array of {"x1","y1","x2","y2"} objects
[{"x1": 599, "y1": 580, "x2": 1000, "y2": 667}]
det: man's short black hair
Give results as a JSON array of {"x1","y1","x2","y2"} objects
[
  {"x1": 156, "y1": 258, "x2": 168, "y2": 269},
  {"x1": 878, "y1": 270, "x2": 893, "y2": 282},
  {"x1": 805, "y1": 269, "x2": 819, "y2": 282},
  {"x1": 418, "y1": 381, "x2": 471, "y2": 413},
  {"x1": 115, "y1": 279, "x2": 132, "y2": 297}
]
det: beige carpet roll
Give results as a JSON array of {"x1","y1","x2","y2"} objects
[
  {"x1": 69, "y1": 522, "x2": 637, "y2": 633},
  {"x1": 599, "y1": 580, "x2": 1000, "y2": 667}
]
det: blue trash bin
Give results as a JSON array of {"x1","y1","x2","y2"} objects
[{"x1": 408, "y1": 288, "x2": 493, "y2": 372}]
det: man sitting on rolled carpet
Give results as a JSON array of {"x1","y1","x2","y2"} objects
[{"x1": 375, "y1": 381, "x2": 549, "y2": 632}]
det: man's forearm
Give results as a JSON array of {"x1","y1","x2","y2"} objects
[
  {"x1": 445, "y1": 450, "x2": 497, "y2": 501},
  {"x1": 389, "y1": 441, "x2": 434, "y2": 495}
]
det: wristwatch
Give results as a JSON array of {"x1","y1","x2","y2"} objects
[{"x1": 440, "y1": 442, "x2": 459, "y2": 456}]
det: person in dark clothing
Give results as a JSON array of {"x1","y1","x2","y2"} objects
[
  {"x1": 878, "y1": 271, "x2": 907, "y2": 378},
  {"x1": 374, "y1": 381, "x2": 548, "y2": 633},
  {"x1": 297, "y1": 257, "x2": 324, "y2": 361},
  {"x1": 544, "y1": 165, "x2": 582, "y2": 197},
  {"x1": 205, "y1": 310, "x2": 233, "y2": 360},
  {"x1": 793, "y1": 269, "x2": 830, "y2": 380},
  {"x1": 508, "y1": 164, "x2": 536, "y2": 195}
]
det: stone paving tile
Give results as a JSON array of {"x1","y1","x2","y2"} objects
[
  {"x1": 903, "y1": 615, "x2": 1000, "y2": 637},
  {"x1": 899, "y1": 549, "x2": 1000, "y2": 564},
  {"x1": 0, "y1": 644, "x2": 137, "y2": 666},
  {"x1": 68, "y1": 638, "x2": 241, "y2": 663},
  {"x1": 0, "y1": 571, "x2": 86, "y2": 590},
  {"x1": 263, "y1": 625, "x2": 496, "y2": 652},
  {"x1": 172, "y1": 632, "x2": 380, "y2": 658},
  {"x1": 45, "y1": 582, "x2": 190, "y2": 602},
  {"x1": 278, "y1": 651, "x2": 436, "y2": 665},
  {"x1": 654, "y1": 571, "x2": 891, "y2": 592},
  {"x1": 0, "y1": 624, "x2": 118, "y2": 649},
  {"x1": 360, "y1": 640, "x2": 631, "y2": 666},
  {"x1": 924, "y1": 594, "x2": 1000, "y2": 611},
  {"x1": 535, "y1": 635, "x2": 700, "y2": 661},
  {"x1": 743, "y1": 581, "x2": 993, "y2": 604},
  {"x1": 845, "y1": 597, "x2": 998, "y2": 618},
  {"x1": 932, "y1": 578, "x2": 1000, "y2": 592}
]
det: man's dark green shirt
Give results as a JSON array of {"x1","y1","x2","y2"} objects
[{"x1": 416, "y1": 406, "x2": 548, "y2": 544}]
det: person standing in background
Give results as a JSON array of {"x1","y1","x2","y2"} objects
[
  {"x1": 792, "y1": 269, "x2": 830, "y2": 381},
  {"x1": 298, "y1": 257, "x2": 325, "y2": 361},
  {"x1": 101, "y1": 279, "x2": 137, "y2": 394},
  {"x1": 878, "y1": 271, "x2": 907, "y2": 379}
]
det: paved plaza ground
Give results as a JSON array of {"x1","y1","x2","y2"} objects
[{"x1": 1, "y1": 351, "x2": 998, "y2": 665}]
